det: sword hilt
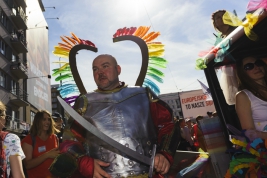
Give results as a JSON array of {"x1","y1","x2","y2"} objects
[{"x1": 148, "y1": 144, "x2": 157, "y2": 178}]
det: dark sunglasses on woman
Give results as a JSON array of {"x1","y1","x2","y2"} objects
[{"x1": 243, "y1": 59, "x2": 265, "y2": 71}]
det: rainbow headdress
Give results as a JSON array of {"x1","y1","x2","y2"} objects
[
  {"x1": 52, "y1": 26, "x2": 167, "y2": 104},
  {"x1": 52, "y1": 33, "x2": 97, "y2": 105},
  {"x1": 113, "y1": 26, "x2": 167, "y2": 95}
]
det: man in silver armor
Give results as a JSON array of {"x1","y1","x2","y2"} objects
[{"x1": 50, "y1": 54, "x2": 179, "y2": 178}]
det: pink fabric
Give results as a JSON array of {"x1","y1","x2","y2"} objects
[{"x1": 247, "y1": 0, "x2": 267, "y2": 11}]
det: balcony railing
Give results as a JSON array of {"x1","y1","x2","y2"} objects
[
  {"x1": 9, "y1": 120, "x2": 18, "y2": 130},
  {"x1": 19, "y1": 121, "x2": 30, "y2": 130},
  {"x1": 5, "y1": 116, "x2": 30, "y2": 131},
  {"x1": 10, "y1": 60, "x2": 28, "y2": 79},
  {"x1": 10, "y1": 31, "x2": 27, "y2": 53},
  {"x1": 9, "y1": 88, "x2": 29, "y2": 107},
  {"x1": 10, "y1": 7, "x2": 27, "y2": 29}
]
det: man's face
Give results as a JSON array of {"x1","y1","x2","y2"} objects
[
  {"x1": 92, "y1": 55, "x2": 121, "y2": 90},
  {"x1": 53, "y1": 117, "x2": 63, "y2": 130},
  {"x1": 213, "y1": 11, "x2": 230, "y2": 35}
]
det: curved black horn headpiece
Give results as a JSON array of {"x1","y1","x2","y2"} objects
[
  {"x1": 113, "y1": 36, "x2": 149, "y2": 87},
  {"x1": 69, "y1": 44, "x2": 98, "y2": 95}
]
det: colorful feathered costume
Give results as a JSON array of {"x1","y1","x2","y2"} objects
[{"x1": 49, "y1": 27, "x2": 179, "y2": 177}]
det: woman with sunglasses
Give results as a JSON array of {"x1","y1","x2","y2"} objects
[
  {"x1": 235, "y1": 56, "x2": 267, "y2": 139},
  {"x1": 0, "y1": 101, "x2": 25, "y2": 178},
  {"x1": 21, "y1": 110, "x2": 60, "y2": 178}
]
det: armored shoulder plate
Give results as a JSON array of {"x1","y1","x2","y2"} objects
[{"x1": 73, "y1": 95, "x2": 88, "y2": 116}]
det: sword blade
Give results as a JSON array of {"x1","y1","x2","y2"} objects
[{"x1": 58, "y1": 96, "x2": 153, "y2": 166}]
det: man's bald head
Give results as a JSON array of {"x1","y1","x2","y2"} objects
[
  {"x1": 92, "y1": 54, "x2": 121, "y2": 90},
  {"x1": 93, "y1": 54, "x2": 118, "y2": 66}
]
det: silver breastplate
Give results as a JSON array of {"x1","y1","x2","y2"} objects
[{"x1": 83, "y1": 87, "x2": 157, "y2": 177}]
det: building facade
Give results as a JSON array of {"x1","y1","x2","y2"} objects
[
  {"x1": 158, "y1": 92, "x2": 183, "y2": 118},
  {"x1": 26, "y1": 0, "x2": 51, "y2": 116},
  {"x1": 0, "y1": 0, "x2": 50, "y2": 134},
  {"x1": 51, "y1": 84, "x2": 64, "y2": 115},
  {"x1": 0, "y1": 0, "x2": 29, "y2": 133}
]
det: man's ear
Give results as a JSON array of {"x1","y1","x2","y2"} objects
[{"x1": 117, "y1": 65, "x2": 121, "y2": 75}]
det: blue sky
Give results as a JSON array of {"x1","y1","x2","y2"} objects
[{"x1": 42, "y1": 0, "x2": 248, "y2": 94}]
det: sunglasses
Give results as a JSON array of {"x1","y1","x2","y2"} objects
[
  {"x1": 53, "y1": 118, "x2": 61, "y2": 122},
  {"x1": 243, "y1": 60, "x2": 265, "y2": 71}
]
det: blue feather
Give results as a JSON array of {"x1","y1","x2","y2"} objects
[
  {"x1": 60, "y1": 87, "x2": 79, "y2": 95},
  {"x1": 57, "y1": 84, "x2": 77, "y2": 90},
  {"x1": 60, "y1": 88, "x2": 79, "y2": 97},
  {"x1": 142, "y1": 78, "x2": 160, "y2": 95}
]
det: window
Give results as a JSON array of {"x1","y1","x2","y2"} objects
[
  {"x1": 0, "y1": 71, "x2": 6, "y2": 88},
  {"x1": 0, "y1": 39, "x2": 6, "y2": 55},
  {"x1": 30, "y1": 111, "x2": 35, "y2": 125},
  {"x1": 0, "y1": 9, "x2": 7, "y2": 27},
  {"x1": 52, "y1": 98, "x2": 57, "y2": 102},
  {"x1": 0, "y1": 8, "x2": 15, "y2": 34},
  {"x1": 52, "y1": 93, "x2": 57, "y2": 97},
  {"x1": 5, "y1": 106, "x2": 11, "y2": 117},
  {"x1": 11, "y1": 110, "x2": 19, "y2": 121},
  {"x1": 11, "y1": 79, "x2": 18, "y2": 95},
  {"x1": 11, "y1": 52, "x2": 18, "y2": 62}
]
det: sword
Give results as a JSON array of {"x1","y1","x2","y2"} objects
[{"x1": 58, "y1": 96, "x2": 156, "y2": 177}]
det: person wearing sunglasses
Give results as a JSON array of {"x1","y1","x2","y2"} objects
[
  {"x1": 51, "y1": 112, "x2": 64, "y2": 143},
  {"x1": 0, "y1": 101, "x2": 25, "y2": 178},
  {"x1": 235, "y1": 56, "x2": 267, "y2": 140}
]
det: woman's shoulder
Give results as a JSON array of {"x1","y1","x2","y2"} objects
[
  {"x1": 236, "y1": 90, "x2": 251, "y2": 108},
  {"x1": 21, "y1": 134, "x2": 33, "y2": 144},
  {"x1": 5, "y1": 133, "x2": 20, "y2": 141},
  {"x1": 236, "y1": 90, "x2": 249, "y2": 99},
  {"x1": 4, "y1": 133, "x2": 21, "y2": 146},
  {"x1": 49, "y1": 134, "x2": 58, "y2": 141}
]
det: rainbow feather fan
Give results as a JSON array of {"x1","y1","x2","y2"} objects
[
  {"x1": 113, "y1": 26, "x2": 167, "y2": 95},
  {"x1": 52, "y1": 33, "x2": 96, "y2": 105},
  {"x1": 52, "y1": 26, "x2": 166, "y2": 102}
]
